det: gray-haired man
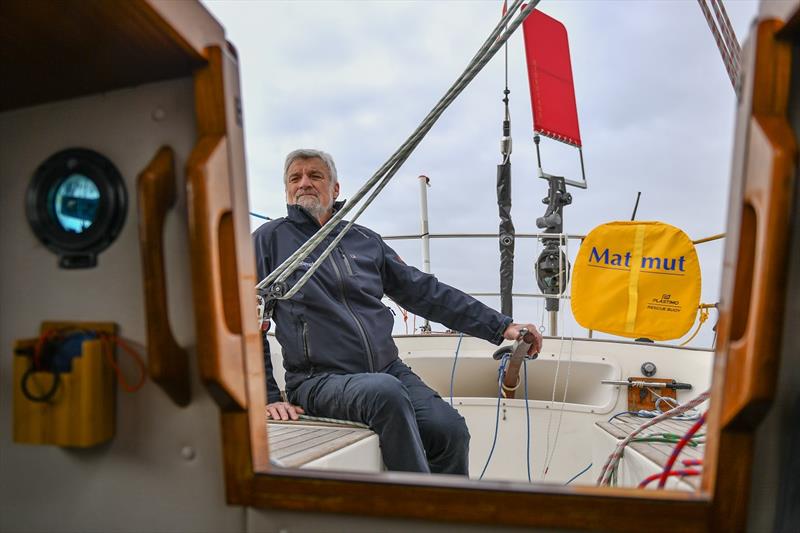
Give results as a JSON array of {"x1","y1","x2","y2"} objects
[{"x1": 254, "y1": 148, "x2": 542, "y2": 474}]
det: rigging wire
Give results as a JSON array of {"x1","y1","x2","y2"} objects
[
  {"x1": 449, "y1": 333, "x2": 464, "y2": 407},
  {"x1": 255, "y1": 0, "x2": 541, "y2": 302}
]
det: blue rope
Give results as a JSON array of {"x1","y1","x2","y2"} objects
[
  {"x1": 249, "y1": 211, "x2": 272, "y2": 221},
  {"x1": 564, "y1": 462, "x2": 593, "y2": 485},
  {"x1": 449, "y1": 333, "x2": 464, "y2": 407},
  {"x1": 479, "y1": 355, "x2": 509, "y2": 480},
  {"x1": 524, "y1": 359, "x2": 531, "y2": 483}
]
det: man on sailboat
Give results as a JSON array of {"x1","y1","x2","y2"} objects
[{"x1": 254, "y1": 148, "x2": 542, "y2": 474}]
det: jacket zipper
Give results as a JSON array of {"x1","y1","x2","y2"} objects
[
  {"x1": 329, "y1": 248, "x2": 375, "y2": 372},
  {"x1": 338, "y1": 247, "x2": 354, "y2": 275},
  {"x1": 301, "y1": 320, "x2": 314, "y2": 376}
]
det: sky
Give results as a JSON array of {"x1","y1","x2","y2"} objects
[{"x1": 203, "y1": 0, "x2": 760, "y2": 348}]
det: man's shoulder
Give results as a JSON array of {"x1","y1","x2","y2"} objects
[
  {"x1": 348, "y1": 223, "x2": 383, "y2": 243},
  {"x1": 252, "y1": 217, "x2": 290, "y2": 243}
]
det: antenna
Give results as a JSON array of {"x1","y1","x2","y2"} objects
[{"x1": 631, "y1": 191, "x2": 642, "y2": 221}]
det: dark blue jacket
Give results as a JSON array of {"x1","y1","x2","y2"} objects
[{"x1": 253, "y1": 203, "x2": 512, "y2": 403}]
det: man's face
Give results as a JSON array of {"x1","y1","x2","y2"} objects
[{"x1": 285, "y1": 157, "x2": 339, "y2": 222}]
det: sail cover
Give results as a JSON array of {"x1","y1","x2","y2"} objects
[{"x1": 522, "y1": 10, "x2": 582, "y2": 147}]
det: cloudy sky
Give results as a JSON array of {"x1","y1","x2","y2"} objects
[{"x1": 204, "y1": 0, "x2": 759, "y2": 347}]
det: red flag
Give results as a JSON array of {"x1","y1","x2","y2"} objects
[{"x1": 522, "y1": 11, "x2": 582, "y2": 147}]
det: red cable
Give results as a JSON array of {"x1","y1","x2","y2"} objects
[
  {"x1": 682, "y1": 458, "x2": 703, "y2": 467},
  {"x1": 657, "y1": 412, "x2": 707, "y2": 489},
  {"x1": 98, "y1": 333, "x2": 147, "y2": 393},
  {"x1": 639, "y1": 468, "x2": 701, "y2": 489},
  {"x1": 28, "y1": 327, "x2": 146, "y2": 393},
  {"x1": 33, "y1": 329, "x2": 60, "y2": 369}
]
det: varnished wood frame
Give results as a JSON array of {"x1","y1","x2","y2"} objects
[
  {"x1": 137, "y1": 147, "x2": 191, "y2": 406},
  {"x1": 177, "y1": 3, "x2": 798, "y2": 531}
]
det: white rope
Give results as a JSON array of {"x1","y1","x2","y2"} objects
[
  {"x1": 696, "y1": 0, "x2": 739, "y2": 90},
  {"x1": 596, "y1": 390, "x2": 710, "y2": 486},
  {"x1": 541, "y1": 317, "x2": 574, "y2": 479},
  {"x1": 256, "y1": 0, "x2": 542, "y2": 301},
  {"x1": 710, "y1": 0, "x2": 741, "y2": 57},
  {"x1": 540, "y1": 333, "x2": 563, "y2": 478}
]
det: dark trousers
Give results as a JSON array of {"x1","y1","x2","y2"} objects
[{"x1": 288, "y1": 359, "x2": 470, "y2": 474}]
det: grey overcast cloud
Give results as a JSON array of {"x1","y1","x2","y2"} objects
[{"x1": 204, "y1": 0, "x2": 760, "y2": 347}]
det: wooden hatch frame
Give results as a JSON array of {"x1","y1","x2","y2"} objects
[
  {"x1": 190, "y1": 6, "x2": 797, "y2": 529},
  {"x1": 5, "y1": 0, "x2": 794, "y2": 530},
  {"x1": 184, "y1": 3, "x2": 798, "y2": 531}
]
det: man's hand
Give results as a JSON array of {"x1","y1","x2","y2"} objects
[
  {"x1": 266, "y1": 401, "x2": 305, "y2": 421},
  {"x1": 502, "y1": 322, "x2": 543, "y2": 356}
]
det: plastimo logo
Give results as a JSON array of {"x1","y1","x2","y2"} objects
[{"x1": 588, "y1": 247, "x2": 686, "y2": 273}]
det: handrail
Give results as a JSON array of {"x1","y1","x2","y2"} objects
[
  {"x1": 382, "y1": 232, "x2": 586, "y2": 241},
  {"x1": 187, "y1": 46, "x2": 249, "y2": 411},
  {"x1": 383, "y1": 230, "x2": 725, "y2": 244},
  {"x1": 469, "y1": 291, "x2": 570, "y2": 300},
  {"x1": 136, "y1": 146, "x2": 190, "y2": 406}
]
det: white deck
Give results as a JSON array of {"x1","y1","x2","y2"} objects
[
  {"x1": 268, "y1": 421, "x2": 382, "y2": 472},
  {"x1": 266, "y1": 334, "x2": 713, "y2": 483}
]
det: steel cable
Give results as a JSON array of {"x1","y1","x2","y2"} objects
[{"x1": 256, "y1": 0, "x2": 541, "y2": 300}]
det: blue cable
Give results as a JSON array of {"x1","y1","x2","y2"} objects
[
  {"x1": 524, "y1": 359, "x2": 531, "y2": 483},
  {"x1": 449, "y1": 333, "x2": 464, "y2": 407},
  {"x1": 479, "y1": 355, "x2": 509, "y2": 480},
  {"x1": 249, "y1": 211, "x2": 272, "y2": 221},
  {"x1": 608, "y1": 411, "x2": 644, "y2": 423},
  {"x1": 564, "y1": 463, "x2": 593, "y2": 485}
]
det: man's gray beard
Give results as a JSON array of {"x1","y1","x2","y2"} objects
[{"x1": 296, "y1": 196, "x2": 332, "y2": 222}]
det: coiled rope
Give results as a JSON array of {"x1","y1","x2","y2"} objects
[{"x1": 596, "y1": 390, "x2": 710, "y2": 486}]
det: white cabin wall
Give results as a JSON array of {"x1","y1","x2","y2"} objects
[{"x1": 0, "y1": 78, "x2": 245, "y2": 533}]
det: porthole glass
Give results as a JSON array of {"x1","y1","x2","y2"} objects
[{"x1": 52, "y1": 173, "x2": 101, "y2": 233}]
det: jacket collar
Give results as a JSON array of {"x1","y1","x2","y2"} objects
[{"x1": 286, "y1": 200, "x2": 346, "y2": 228}]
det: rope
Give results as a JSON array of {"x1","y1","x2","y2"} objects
[
  {"x1": 541, "y1": 305, "x2": 575, "y2": 479},
  {"x1": 692, "y1": 232, "x2": 725, "y2": 245},
  {"x1": 564, "y1": 463, "x2": 593, "y2": 485},
  {"x1": 639, "y1": 468, "x2": 701, "y2": 489},
  {"x1": 696, "y1": 0, "x2": 738, "y2": 90},
  {"x1": 680, "y1": 306, "x2": 711, "y2": 346},
  {"x1": 255, "y1": 0, "x2": 541, "y2": 302},
  {"x1": 710, "y1": 0, "x2": 741, "y2": 67},
  {"x1": 524, "y1": 359, "x2": 532, "y2": 482},
  {"x1": 99, "y1": 333, "x2": 147, "y2": 393},
  {"x1": 449, "y1": 333, "x2": 464, "y2": 407},
  {"x1": 596, "y1": 390, "x2": 710, "y2": 486},
  {"x1": 657, "y1": 412, "x2": 707, "y2": 488},
  {"x1": 479, "y1": 354, "x2": 511, "y2": 480}
]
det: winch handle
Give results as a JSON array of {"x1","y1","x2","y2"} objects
[{"x1": 495, "y1": 328, "x2": 538, "y2": 400}]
